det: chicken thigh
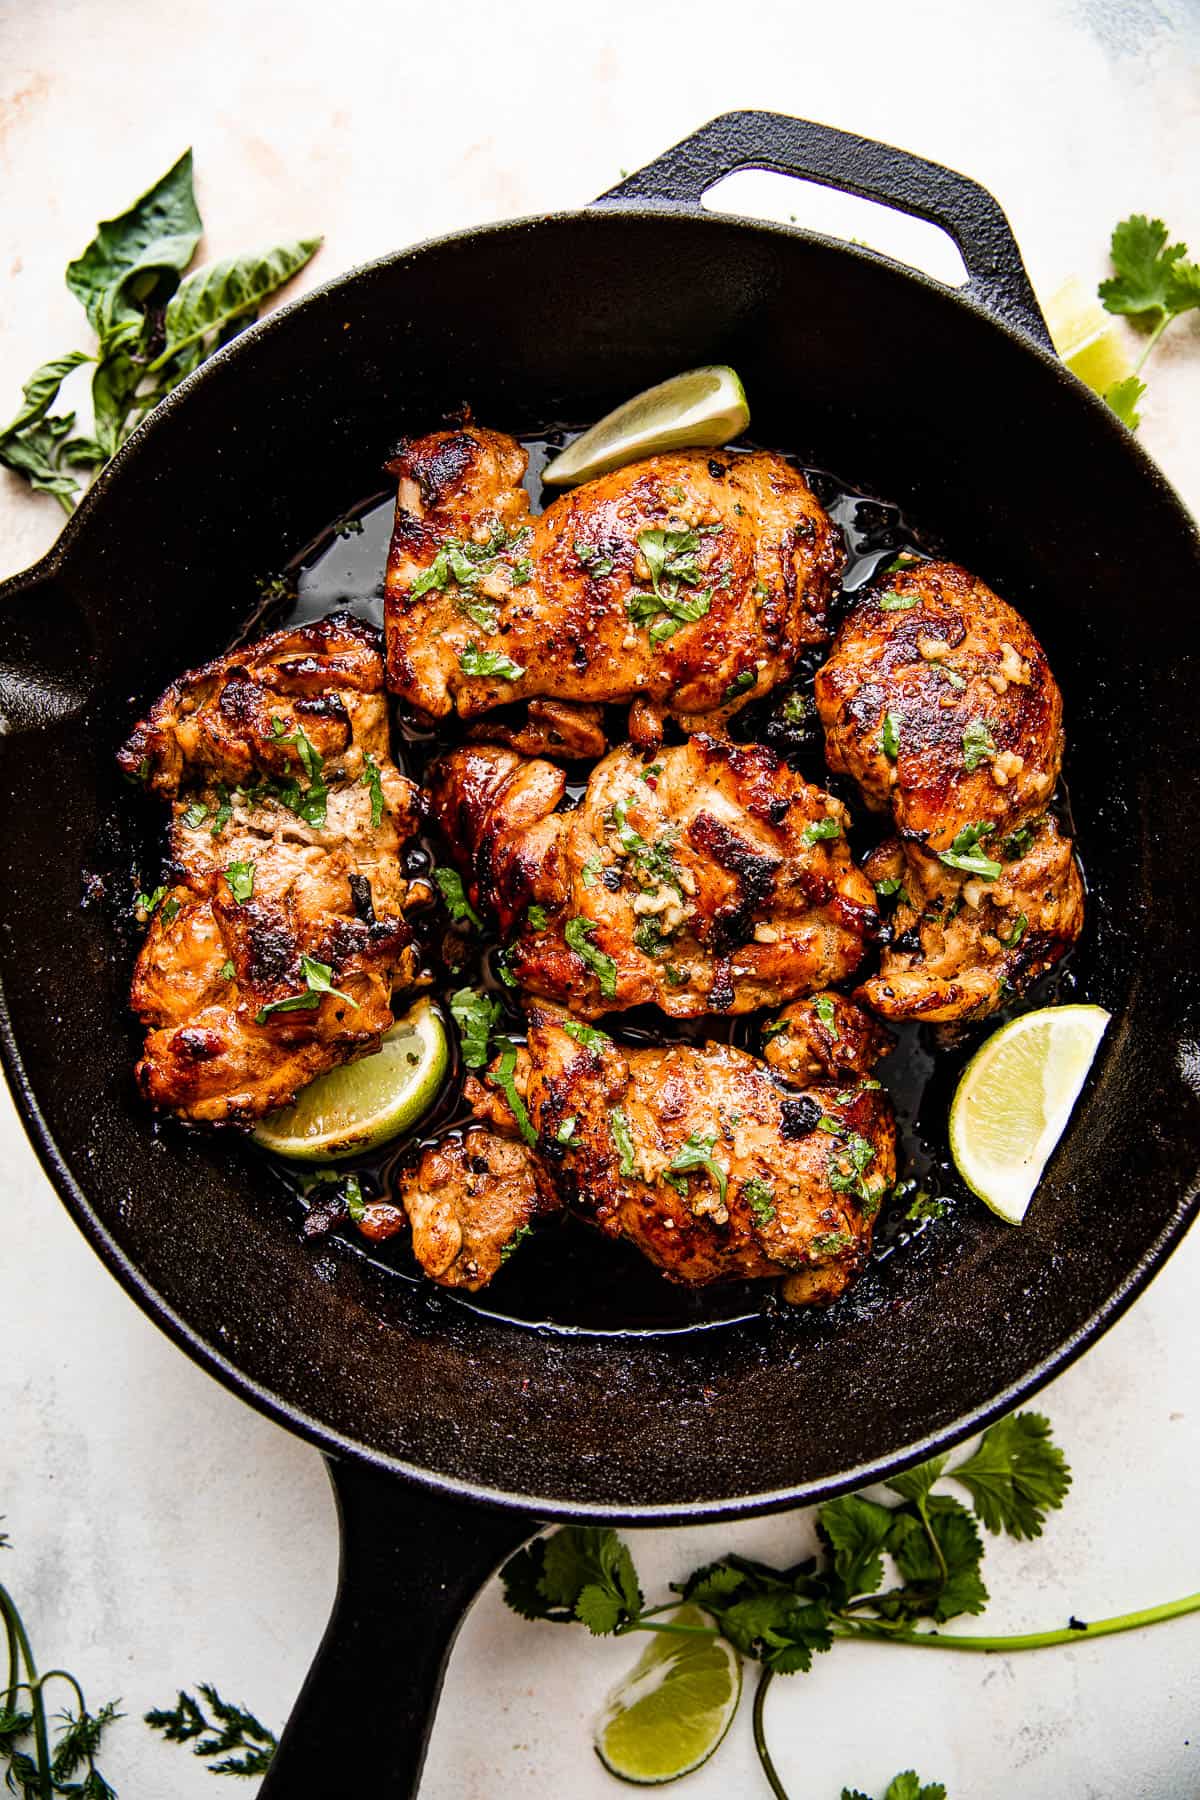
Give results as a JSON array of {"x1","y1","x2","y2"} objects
[
  {"x1": 427, "y1": 735, "x2": 878, "y2": 1018},
  {"x1": 384, "y1": 425, "x2": 841, "y2": 743},
  {"x1": 119, "y1": 616, "x2": 423, "y2": 1122},
  {"x1": 815, "y1": 559, "x2": 1083, "y2": 1022}
]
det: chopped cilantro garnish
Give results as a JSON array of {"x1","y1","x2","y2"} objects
[
  {"x1": 881, "y1": 711, "x2": 901, "y2": 761},
  {"x1": 499, "y1": 1222, "x2": 534, "y2": 1262},
  {"x1": 210, "y1": 783, "x2": 233, "y2": 836},
  {"x1": 665, "y1": 1130, "x2": 727, "y2": 1205},
  {"x1": 962, "y1": 718, "x2": 997, "y2": 773},
  {"x1": 998, "y1": 912, "x2": 1029, "y2": 948},
  {"x1": 611, "y1": 1108, "x2": 636, "y2": 1176},
  {"x1": 489, "y1": 1039, "x2": 538, "y2": 1148},
  {"x1": 527, "y1": 903, "x2": 549, "y2": 930},
  {"x1": 225, "y1": 860, "x2": 255, "y2": 903},
  {"x1": 938, "y1": 822, "x2": 1002, "y2": 880},
  {"x1": 801, "y1": 816, "x2": 842, "y2": 847},
  {"x1": 930, "y1": 660, "x2": 967, "y2": 691},
  {"x1": 256, "y1": 954, "x2": 356, "y2": 1023},
  {"x1": 814, "y1": 994, "x2": 839, "y2": 1037},
  {"x1": 458, "y1": 643, "x2": 525, "y2": 681},
  {"x1": 435, "y1": 866, "x2": 483, "y2": 928},
  {"x1": 565, "y1": 916, "x2": 618, "y2": 996},
  {"x1": 723, "y1": 669, "x2": 757, "y2": 703},
  {"x1": 574, "y1": 539, "x2": 614, "y2": 577},
  {"x1": 218, "y1": 959, "x2": 236, "y2": 982},
  {"x1": 561, "y1": 1018, "x2": 612, "y2": 1049},
  {"x1": 878, "y1": 589, "x2": 918, "y2": 611},
  {"x1": 743, "y1": 1177, "x2": 776, "y2": 1224},
  {"x1": 183, "y1": 800, "x2": 209, "y2": 829},
  {"x1": 449, "y1": 987, "x2": 501, "y2": 1069}
]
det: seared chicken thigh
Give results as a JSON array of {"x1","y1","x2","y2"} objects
[
  {"x1": 119, "y1": 617, "x2": 422, "y2": 1122},
  {"x1": 385, "y1": 426, "x2": 841, "y2": 743},
  {"x1": 428, "y1": 736, "x2": 878, "y2": 1018},
  {"x1": 815, "y1": 560, "x2": 1083, "y2": 1022},
  {"x1": 423, "y1": 999, "x2": 894, "y2": 1303},
  {"x1": 399, "y1": 1126, "x2": 561, "y2": 1291}
]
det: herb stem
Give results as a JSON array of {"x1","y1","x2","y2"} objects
[
  {"x1": 0, "y1": 1583, "x2": 53, "y2": 1800},
  {"x1": 1133, "y1": 313, "x2": 1171, "y2": 376},
  {"x1": 751, "y1": 1668, "x2": 792, "y2": 1800},
  {"x1": 834, "y1": 1589, "x2": 1200, "y2": 1654},
  {"x1": 621, "y1": 1618, "x2": 721, "y2": 1640}
]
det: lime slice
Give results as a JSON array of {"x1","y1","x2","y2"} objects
[
  {"x1": 949, "y1": 1004, "x2": 1110, "y2": 1224},
  {"x1": 593, "y1": 1605, "x2": 741, "y2": 1785},
  {"x1": 542, "y1": 367, "x2": 750, "y2": 487},
  {"x1": 1044, "y1": 277, "x2": 1135, "y2": 397},
  {"x1": 252, "y1": 997, "x2": 447, "y2": 1162}
]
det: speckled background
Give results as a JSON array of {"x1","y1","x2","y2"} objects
[{"x1": 1, "y1": 0, "x2": 1198, "y2": 1794}]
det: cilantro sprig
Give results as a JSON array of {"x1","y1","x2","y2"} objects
[
  {"x1": 1098, "y1": 213, "x2": 1200, "y2": 427},
  {"x1": 503, "y1": 1412, "x2": 1200, "y2": 1797}
]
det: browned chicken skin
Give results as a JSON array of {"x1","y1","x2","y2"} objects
[
  {"x1": 428, "y1": 735, "x2": 878, "y2": 1019},
  {"x1": 815, "y1": 560, "x2": 1083, "y2": 1022},
  {"x1": 384, "y1": 426, "x2": 841, "y2": 741},
  {"x1": 398, "y1": 1126, "x2": 561, "y2": 1291},
  {"x1": 438, "y1": 999, "x2": 894, "y2": 1304},
  {"x1": 118, "y1": 616, "x2": 423, "y2": 1122}
]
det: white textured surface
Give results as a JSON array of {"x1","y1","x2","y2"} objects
[{"x1": 1, "y1": 1, "x2": 1199, "y2": 1795}]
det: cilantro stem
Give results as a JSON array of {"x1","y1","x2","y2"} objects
[
  {"x1": 751, "y1": 1668, "x2": 791, "y2": 1800},
  {"x1": 0, "y1": 1582, "x2": 53, "y2": 1800},
  {"x1": 620, "y1": 1619, "x2": 721, "y2": 1640},
  {"x1": 834, "y1": 1589, "x2": 1200, "y2": 1653},
  {"x1": 1133, "y1": 313, "x2": 1171, "y2": 376}
]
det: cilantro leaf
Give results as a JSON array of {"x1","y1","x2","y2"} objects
[
  {"x1": 1104, "y1": 374, "x2": 1146, "y2": 429},
  {"x1": 448, "y1": 986, "x2": 501, "y2": 1069},
  {"x1": 458, "y1": 642, "x2": 525, "y2": 681},
  {"x1": 886, "y1": 1453, "x2": 948, "y2": 1507},
  {"x1": 502, "y1": 1528, "x2": 642, "y2": 1635},
  {"x1": 435, "y1": 866, "x2": 483, "y2": 928},
  {"x1": 224, "y1": 859, "x2": 255, "y2": 903},
  {"x1": 961, "y1": 718, "x2": 996, "y2": 772},
  {"x1": 561, "y1": 1018, "x2": 612, "y2": 1050},
  {"x1": 946, "y1": 1411, "x2": 1071, "y2": 1540},
  {"x1": 678, "y1": 1556, "x2": 834, "y2": 1673},
  {"x1": 878, "y1": 589, "x2": 918, "y2": 611},
  {"x1": 818, "y1": 1494, "x2": 894, "y2": 1599},
  {"x1": 885, "y1": 1496, "x2": 988, "y2": 1622},
  {"x1": 814, "y1": 994, "x2": 839, "y2": 1036},
  {"x1": 881, "y1": 710, "x2": 901, "y2": 761},
  {"x1": 360, "y1": 751, "x2": 385, "y2": 828},
  {"x1": 743, "y1": 1177, "x2": 776, "y2": 1223},
  {"x1": 1099, "y1": 214, "x2": 1193, "y2": 324},
  {"x1": 255, "y1": 954, "x2": 355, "y2": 1023},
  {"x1": 611, "y1": 1108, "x2": 637, "y2": 1176},
  {"x1": 801, "y1": 816, "x2": 842, "y2": 847},
  {"x1": 938, "y1": 821, "x2": 1001, "y2": 880},
  {"x1": 564, "y1": 915, "x2": 618, "y2": 996},
  {"x1": 666, "y1": 1129, "x2": 727, "y2": 1205},
  {"x1": 489, "y1": 1039, "x2": 538, "y2": 1148}
]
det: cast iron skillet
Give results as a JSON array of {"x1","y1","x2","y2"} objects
[{"x1": 2, "y1": 111, "x2": 1199, "y2": 1796}]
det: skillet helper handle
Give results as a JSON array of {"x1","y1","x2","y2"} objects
[
  {"x1": 259, "y1": 1457, "x2": 538, "y2": 1799},
  {"x1": 594, "y1": 109, "x2": 1052, "y2": 349}
]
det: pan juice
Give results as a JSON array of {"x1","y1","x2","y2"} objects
[{"x1": 237, "y1": 429, "x2": 1084, "y2": 1338}]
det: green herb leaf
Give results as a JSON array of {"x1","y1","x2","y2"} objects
[
  {"x1": 224, "y1": 860, "x2": 255, "y2": 903},
  {"x1": 500, "y1": 1223, "x2": 534, "y2": 1263},
  {"x1": 878, "y1": 589, "x2": 919, "y2": 611},
  {"x1": 527, "y1": 903, "x2": 549, "y2": 930},
  {"x1": 998, "y1": 911, "x2": 1028, "y2": 948},
  {"x1": 145, "y1": 1683, "x2": 277, "y2": 1778},
  {"x1": 886, "y1": 1494, "x2": 988, "y2": 1622},
  {"x1": 490, "y1": 1038, "x2": 538, "y2": 1148},
  {"x1": 814, "y1": 994, "x2": 839, "y2": 1036},
  {"x1": 210, "y1": 783, "x2": 233, "y2": 835},
  {"x1": 182, "y1": 800, "x2": 209, "y2": 829},
  {"x1": 637, "y1": 525, "x2": 705, "y2": 597},
  {"x1": 575, "y1": 539, "x2": 614, "y2": 576},
  {"x1": 938, "y1": 821, "x2": 1001, "y2": 880},
  {"x1": 502, "y1": 1527, "x2": 643, "y2": 1635},
  {"x1": 930, "y1": 660, "x2": 966, "y2": 691},
  {"x1": 962, "y1": 718, "x2": 997, "y2": 772},
  {"x1": 435, "y1": 866, "x2": 483, "y2": 928},
  {"x1": 150, "y1": 239, "x2": 321, "y2": 373},
  {"x1": 66, "y1": 149, "x2": 202, "y2": 344},
  {"x1": 881, "y1": 710, "x2": 901, "y2": 760},
  {"x1": 678, "y1": 1556, "x2": 834, "y2": 1674},
  {"x1": 741, "y1": 1177, "x2": 775, "y2": 1223},
  {"x1": 458, "y1": 642, "x2": 525, "y2": 681},
  {"x1": 255, "y1": 954, "x2": 355, "y2": 1023},
  {"x1": 723, "y1": 669, "x2": 758, "y2": 703},
  {"x1": 611, "y1": 1108, "x2": 637, "y2": 1176},
  {"x1": 801, "y1": 816, "x2": 842, "y2": 847},
  {"x1": 0, "y1": 351, "x2": 91, "y2": 441},
  {"x1": 1099, "y1": 214, "x2": 1200, "y2": 325},
  {"x1": 0, "y1": 410, "x2": 83, "y2": 511},
  {"x1": 561, "y1": 1018, "x2": 612, "y2": 1050},
  {"x1": 360, "y1": 752, "x2": 385, "y2": 829},
  {"x1": 219, "y1": 960, "x2": 236, "y2": 982},
  {"x1": 819, "y1": 1494, "x2": 895, "y2": 1599},
  {"x1": 564, "y1": 916, "x2": 618, "y2": 997},
  {"x1": 666, "y1": 1130, "x2": 727, "y2": 1204},
  {"x1": 448, "y1": 987, "x2": 501, "y2": 1069},
  {"x1": 1104, "y1": 374, "x2": 1146, "y2": 429},
  {"x1": 946, "y1": 1411, "x2": 1071, "y2": 1540}
]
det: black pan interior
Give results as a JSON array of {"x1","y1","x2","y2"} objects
[{"x1": 2, "y1": 209, "x2": 1198, "y2": 1517}]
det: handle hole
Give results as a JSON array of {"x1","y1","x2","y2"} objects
[{"x1": 701, "y1": 170, "x2": 969, "y2": 289}]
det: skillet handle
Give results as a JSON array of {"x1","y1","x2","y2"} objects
[
  {"x1": 258, "y1": 1456, "x2": 538, "y2": 1799},
  {"x1": 593, "y1": 109, "x2": 1052, "y2": 349}
]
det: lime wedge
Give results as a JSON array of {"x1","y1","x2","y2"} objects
[
  {"x1": 1044, "y1": 277, "x2": 1135, "y2": 398},
  {"x1": 593, "y1": 1605, "x2": 741, "y2": 1785},
  {"x1": 542, "y1": 367, "x2": 750, "y2": 487},
  {"x1": 949, "y1": 1004, "x2": 1110, "y2": 1224},
  {"x1": 251, "y1": 997, "x2": 447, "y2": 1162}
]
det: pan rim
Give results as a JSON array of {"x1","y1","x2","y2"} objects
[{"x1": 3, "y1": 200, "x2": 1199, "y2": 1519}]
